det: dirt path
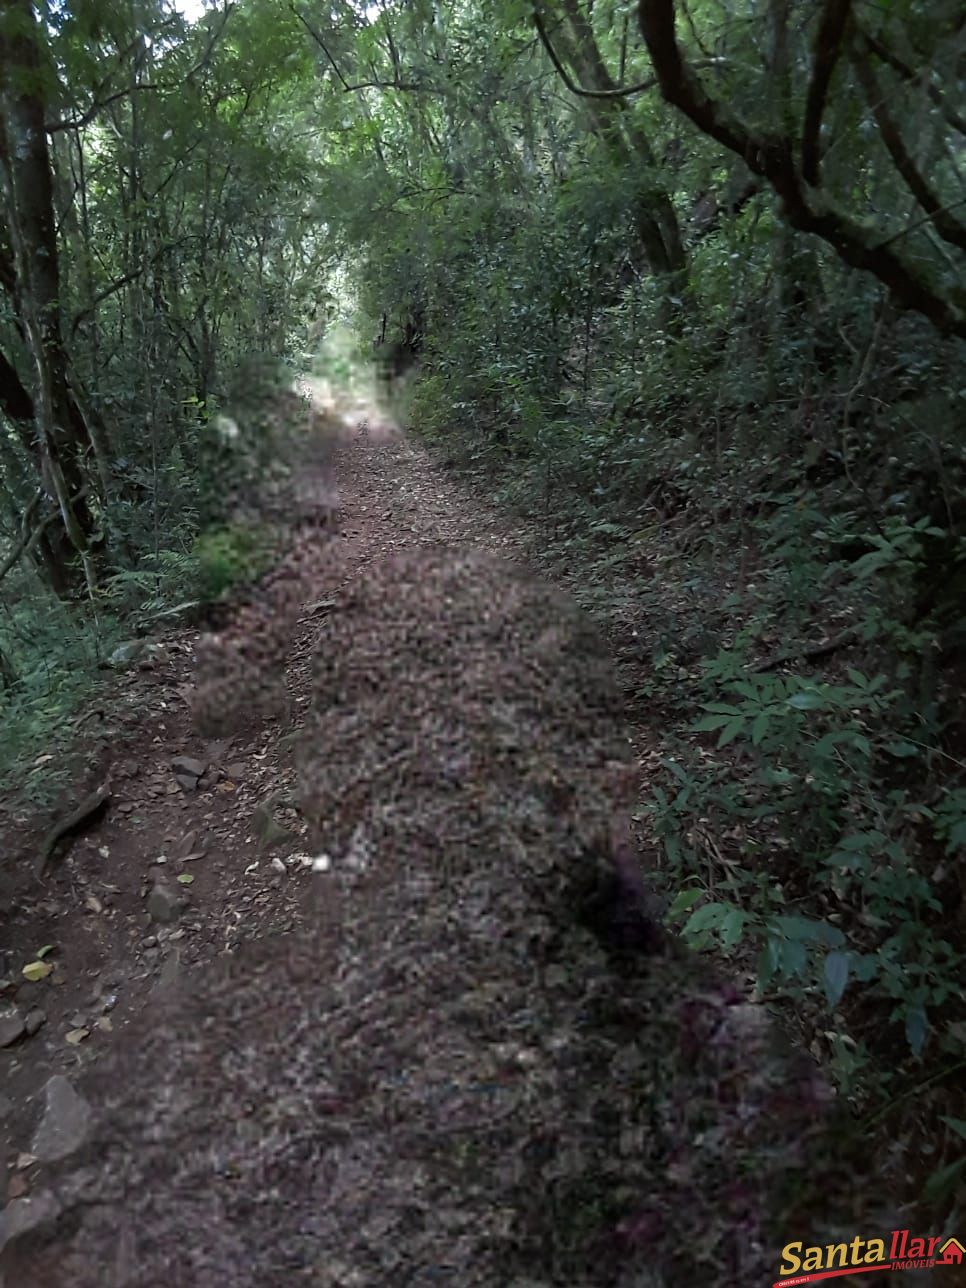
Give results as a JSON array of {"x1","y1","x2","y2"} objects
[{"x1": 0, "y1": 394, "x2": 888, "y2": 1285}]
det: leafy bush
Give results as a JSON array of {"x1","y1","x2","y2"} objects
[
  {"x1": 192, "y1": 522, "x2": 275, "y2": 601},
  {"x1": 650, "y1": 651, "x2": 964, "y2": 1088},
  {"x1": 101, "y1": 549, "x2": 199, "y2": 625}
]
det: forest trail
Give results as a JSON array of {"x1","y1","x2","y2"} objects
[{"x1": 1, "y1": 392, "x2": 868, "y2": 1285}]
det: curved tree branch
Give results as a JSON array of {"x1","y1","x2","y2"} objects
[
  {"x1": 0, "y1": 485, "x2": 88, "y2": 586},
  {"x1": 851, "y1": 47, "x2": 966, "y2": 253},
  {"x1": 638, "y1": 0, "x2": 966, "y2": 339},
  {"x1": 861, "y1": 28, "x2": 966, "y2": 139},
  {"x1": 532, "y1": 8, "x2": 657, "y2": 98},
  {"x1": 70, "y1": 240, "x2": 186, "y2": 336},
  {"x1": 801, "y1": 0, "x2": 852, "y2": 186},
  {"x1": 292, "y1": 6, "x2": 426, "y2": 93}
]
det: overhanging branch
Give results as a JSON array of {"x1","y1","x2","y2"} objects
[
  {"x1": 532, "y1": 7, "x2": 658, "y2": 98},
  {"x1": 292, "y1": 6, "x2": 426, "y2": 93},
  {"x1": 852, "y1": 46, "x2": 966, "y2": 252},
  {"x1": 801, "y1": 0, "x2": 852, "y2": 186},
  {"x1": 0, "y1": 486, "x2": 88, "y2": 586},
  {"x1": 637, "y1": 0, "x2": 966, "y2": 339}
]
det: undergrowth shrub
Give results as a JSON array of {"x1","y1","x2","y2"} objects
[
  {"x1": 654, "y1": 681, "x2": 955, "y2": 1036},
  {"x1": 647, "y1": 521, "x2": 966, "y2": 1094},
  {"x1": 0, "y1": 596, "x2": 124, "y2": 808},
  {"x1": 193, "y1": 522, "x2": 275, "y2": 601}
]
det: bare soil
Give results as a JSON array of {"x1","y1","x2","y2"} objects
[{"x1": 0, "y1": 391, "x2": 928, "y2": 1286}]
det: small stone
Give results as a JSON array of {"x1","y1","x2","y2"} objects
[
  {"x1": 68, "y1": 1013, "x2": 87, "y2": 1029},
  {"x1": 108, "y1": 640, "x2": 145, "y2": 668},
  {"x1": 31, "y1": 1076, "x2": 91, "y2": 1162},
  {"x1": 171, "y1": 755, "x2": 207, "y2": 780},
  {"x1": 0, "y1": 1010, "x2": 25, "y2": 1048},
  {"x1": 155, "y1": 950, "x2": 181, "y2": 994},
  {"x1": 174, "y1": 773, "x2": 198, "y2": 792},
  {"x1": 252, "y1": 803, "x2": 295, "y2": 851},
  {"x1": 142, "y1": 936, "x2": 158, "y2": 949},
  {"x1": 225, "y1": 762, "x2": 246, "y2": 780},
  {"x1": 0, "y1": 1190, "x2": 61, "y2": 1253},
  {"x1": 146, "y1": 881, "x2": 187, "y2": 925},
  {"x1": 24, "y1": 1004, "x2": 45, "y2": 1035}
]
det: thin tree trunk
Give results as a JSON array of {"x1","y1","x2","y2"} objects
[{"x1": 0, "y1": 0, "x2": 101, "y2": 594}]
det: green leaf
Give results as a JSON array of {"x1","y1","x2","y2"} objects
[
  {"x1": 905, "y1": 1006, "x2": 928, "y2": 1054},
  {"x1": 750, "y1": 712, "x2": 770, "y2": 745},
  {"x1": 720, "y1": 906, "x2": 747, "y2": 949},
  {"x1": 775, "y1": 915, "x2": 826, "y2": 942},
  {"x1": 663, "y1": 758, "x2": 690, "y2": 783},
  {"x1": 823, "y1": 951, "x2": 850, "y2": 1008},
  {"x1": 780, "y1": 938, "x2": 807, "y2": 977},
  {"x1": 717, "y1": 716, "x2": 746, "y2": 747},
  {"x1": 730, "y1": 680, "x2": 761, "y2": 700},
  {"x1": 923, "y1": 1156, "x2": 966, "y2": 1205},
  {"x1": 939, "y1": 1115, "x2": 966, "y2": 1141},
  {"x1": 683, "y1": 902, "x2": 729, "y2": 935},
  {"x1": 693, "y1": 714, "x2": 733, "y2": 732},
  {"x1": 942, "y1": 819, "x2": 966, "y2": 850},
  {"x1": 667, "y1": 887, "x2": 704, "y2": 919},
  {"x1": 757, "y1": 938, "x2": 781, "y2": 988},
  {"x1": 787, "y1": 691, "x2": 825, "y2": 711}
]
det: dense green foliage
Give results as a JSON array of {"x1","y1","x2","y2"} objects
[
  {"x1": 0, "y1": 0, "x2": 320, "y2": 793},
  {"x1": 1, "y1": 0, "x2": 964, "y2": 1168},
  {"x1": 319, "y1": 0, "x2": 966, "y2": 1105}
]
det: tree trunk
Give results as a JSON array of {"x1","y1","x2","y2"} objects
[
  {"x1": 0, "y1": 0, "x2": 101, "y2": 595},
  {"x1": 536, "y1": 0, "x2": 687, "y2": 291}
]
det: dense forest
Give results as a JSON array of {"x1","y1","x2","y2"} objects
[{"x1": 1, "y1": 0, "x2": 965, "y2": 1228}]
